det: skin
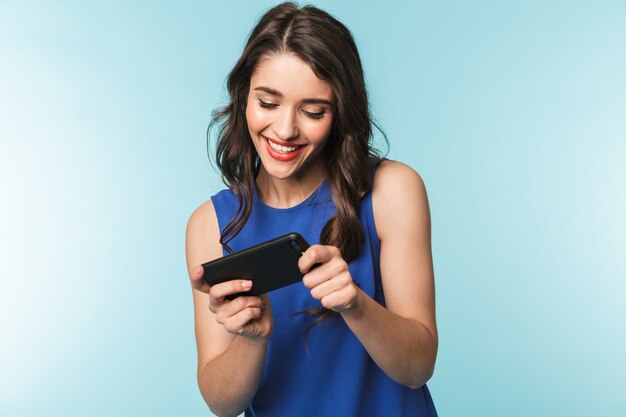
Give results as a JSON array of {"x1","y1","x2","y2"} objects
[
  {"x1": 185, "y1": 52, "x2": 437, "y2": 417},
  {"x1": 246, "y1": 52, "x2": 335, "y2": 208}
]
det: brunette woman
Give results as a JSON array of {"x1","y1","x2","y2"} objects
[{"x1": 185, "y1": 3, "x2": 438, "y2": 416}]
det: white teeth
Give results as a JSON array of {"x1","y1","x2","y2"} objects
[{"x1": 267, "y1": 139, "x2": 302, "y2": 153}]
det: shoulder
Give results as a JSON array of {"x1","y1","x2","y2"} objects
[
  {"x1": 372, "y1": 159, "x2": 426, "y2": 194},
  {"x1": 185, "y1": 199, "x2": 223, "y2": 274},
  {"x1": 371, "y1": 160, "x2": 430, "y2": 241},
  {"x1": 187, "y1": 198, "x2": 218, "y2": 235}
]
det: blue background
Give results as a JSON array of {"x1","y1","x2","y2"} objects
[{"x1": 1, "y1": 1, "x2": 625, "y2": 416}]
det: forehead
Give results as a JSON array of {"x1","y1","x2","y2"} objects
[{"x1": 250, "y1": 53, "x2": 334, "y2": 101}]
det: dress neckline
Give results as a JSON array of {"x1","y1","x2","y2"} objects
[{"x1": 252, "y1": 178, "x2": 329, "y2": 213}]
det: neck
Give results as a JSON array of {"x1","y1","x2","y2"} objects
[{"x1": 255, "y1": 163, "x2": 326, "y2": 208}]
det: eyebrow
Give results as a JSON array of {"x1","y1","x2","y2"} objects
[{"x1": 253, "y1": 86, "x2": 334, "y2": 107}]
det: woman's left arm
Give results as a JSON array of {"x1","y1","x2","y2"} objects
[{"x1": 299, "y1": 160, "x2": 437, "y2": 389}]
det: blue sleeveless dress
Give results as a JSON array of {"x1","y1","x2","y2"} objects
[{"x1": 210, "y1": 163, "x2": 438, "y2": 417}]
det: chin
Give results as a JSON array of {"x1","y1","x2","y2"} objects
[{"x1": 261, "y1": 161, "x2": 300, "y2": 180}]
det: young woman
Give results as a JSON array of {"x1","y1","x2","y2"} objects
[{"x1": 185, "y1": 3, "x2": 438, "y2": 416}]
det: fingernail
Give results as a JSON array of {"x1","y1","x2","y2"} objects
[
  {"x1": 242, "y1": 280, "x2": 252, "y2": 289},
  {"x1": 195, "y1": 266, "x2": 203, "y2": 275}
]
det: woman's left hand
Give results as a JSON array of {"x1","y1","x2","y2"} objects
[{"x1": 298, "y1": 245, "x2": 361, "y2": 313}]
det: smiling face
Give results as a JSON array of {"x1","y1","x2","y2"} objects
[{"x1": 245, "y1": 53, "x2": 335, "y2": 182}]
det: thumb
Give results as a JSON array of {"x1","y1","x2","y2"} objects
[
  {"x1": 192, "y1": 265, "x2": 204, "y2": 279},
  {"x1": 190, "y1": 265, "x2": 208, "y2": 292}
]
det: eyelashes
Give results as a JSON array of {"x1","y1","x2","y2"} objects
[
  {"x1": 258, "y1": 100, "x2": 277, "y2": 110},
  {"x1": 258, "y1": 99, "x2": 326, "y2": 120}
]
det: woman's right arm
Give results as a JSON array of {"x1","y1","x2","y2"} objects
[{"x1": 185, "y1": 200, "x2": 272, "y2": 417}]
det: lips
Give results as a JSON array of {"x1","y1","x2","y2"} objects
[{"x1": 263, "y1": 136, "x2": 306, "y2": 162}]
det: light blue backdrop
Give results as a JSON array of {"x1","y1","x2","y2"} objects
[{"x1": 1, "y1": 1, "x2": 624, "y2": 416}]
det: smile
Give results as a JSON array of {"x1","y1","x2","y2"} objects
[
  {"x1": 263, "y1": 136, "x2": 306, "y2": 162},
  {"x1": 265, "y1": 137, "x2": 305, "y2": 153}
]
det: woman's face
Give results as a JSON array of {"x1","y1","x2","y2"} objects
[{"x1": 246, "y1": 53, "x2": 335, "y2": 181}]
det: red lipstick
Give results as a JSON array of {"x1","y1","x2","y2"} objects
[{"x1": 264, "y1": 136, "x2": 306, "y2": 162}]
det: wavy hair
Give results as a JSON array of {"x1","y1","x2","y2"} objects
[{"x1": 207, "y1": 1, "x2": 387, "y2": 329}]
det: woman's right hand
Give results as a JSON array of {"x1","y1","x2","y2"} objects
[{"x1": 190, "y1": 266, "x2": 273, "y2": 340}]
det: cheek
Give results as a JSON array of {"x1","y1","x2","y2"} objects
[
  {"x1": 246, "y1": 106, "x2": 272, "y2": 135},
  {"x1": 304, "y1": 119, "x2": 333, "y2": 145}
]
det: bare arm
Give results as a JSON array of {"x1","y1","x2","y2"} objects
[
  {"x1": 185, "y1": 200, "x2": 272, "y2": 416},
  {"x1": 299, "y1": 161, "x2": 437, "y2": 388}
]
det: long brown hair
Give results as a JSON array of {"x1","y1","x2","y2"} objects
[{"x1": 207, "y1": 2, "x2": 387, "y2": 327}]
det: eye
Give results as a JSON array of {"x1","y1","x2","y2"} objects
[
  {"x1": 258, "y1": 99, "x2": 278, "y2": 109},
  {"x1": 258, "y1": 99, "x2": 326, "y2": 120},
  {"x1": 304, "y1": 110, "x2": 325, "y2": 120}
]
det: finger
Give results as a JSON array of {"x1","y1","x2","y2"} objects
[
  {"x1": 193, "y1": 265, "x2": 204, "y2": 279},
  {"x1": 302, "y1": 257, "x2": 348, "y2": 288},
  {"x1": 214, "y1": 296, "x2": 263, "y2": 324},
  {"x1": 309, "y1": 271, "x2": 352, "y2": 300},
  {"x1": 298, "y1": 245, "x2": 323, "y2": 273},
  {"x1": 298, "y1": 245, "x2": 337, "y2": 273},
  {"x1": 209, "y1": 279, "x2": 253, "y2": 300},
  {"x1": 258, "y1": 293, "x2": 272, "y2": 312},
  {"x1": 223, "y1": 307, "x2": 263, "y2": 334},
  {"x1": 320, "y1": 283, "x2": 358, "y2": 311},
  {"x1": 190, "y1": 265, "x2": 209, "y2": 291}
]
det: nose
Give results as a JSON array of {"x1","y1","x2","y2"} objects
[{"x1": 272, "y1": 107, "x2": 299, "y2": 141}]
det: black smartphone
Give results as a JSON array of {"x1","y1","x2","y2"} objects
[{"x1": 201, "y1": 232, "x2": 311, "y2": 299}]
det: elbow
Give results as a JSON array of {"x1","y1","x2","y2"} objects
[
  {"x1": 201, "y1": 391, "x2": 245, "y2": 417},
  {"x1": 406, "y1": 325, "x2": 438, "y2": 389},
  {"x1": 405, "y1": 346, "x2": 437, "y2": 389},
  {"x1": 198, "y1": 371, "x2": 245, "y2": 417},
  {"x1": 406, "y1": 364, "x2": 435, "y2": 389},
  {"x1": 387, "y1": 360, "x2": 435, "y2": 389},
  {"x1": 207, "y1": 404, "x2": 243, "y2": 417}
]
